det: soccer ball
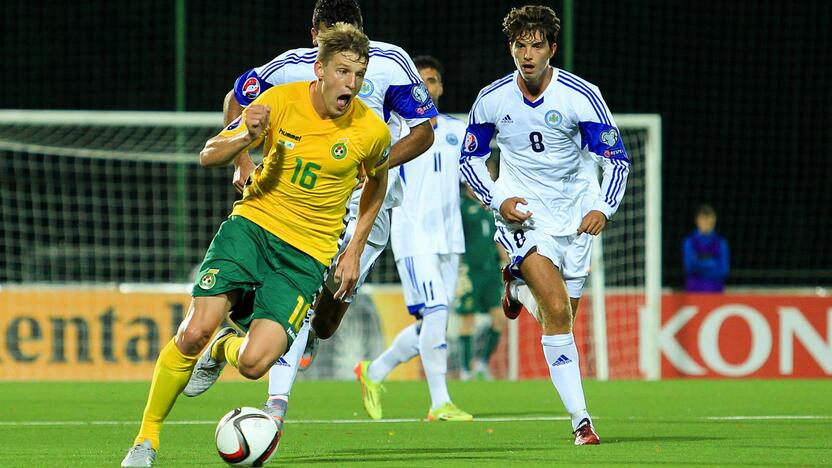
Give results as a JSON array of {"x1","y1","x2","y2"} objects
[{"x1": 215, "y1": 407, "x2": 282, "y2": 466}]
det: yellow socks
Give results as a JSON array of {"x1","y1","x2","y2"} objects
[
  {"x1": 220, "y1": 336, "x2": 245, "y2": 369},
  {"x1": 133, "y1": 338, "x2": 199, "y2": 450}
]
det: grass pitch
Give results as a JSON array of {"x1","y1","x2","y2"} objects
[{"x1": 1, "y1": 379, "x2": 831, "y2": 467}]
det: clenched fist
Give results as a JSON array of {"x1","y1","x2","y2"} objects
[{"x1": 245, "y1": 105, "x2": 270, "y2": 140}]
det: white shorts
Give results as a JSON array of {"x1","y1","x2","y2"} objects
[
  {"x1": 494, "y1": 226, "x2": 593, "y2": 299},
  {"x1": 396, "y1": 253, "x2": 459, "y2": 317},
  {"x1": 324, "y1": 208, "x2": 391, "y2": 303}
]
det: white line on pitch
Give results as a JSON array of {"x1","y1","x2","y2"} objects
[{"x1": 0, "y1": 415, "x2": 830, "y2": 427}]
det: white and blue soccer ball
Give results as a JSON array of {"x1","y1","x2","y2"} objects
[{"x1": 215, "y1": 407, "x2": 281, "y2": 466}]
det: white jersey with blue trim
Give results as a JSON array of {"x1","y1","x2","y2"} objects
[
  {"x1": 460, "y1": 68, "x2": 630, "y2": 236},
  {"x1": 233, "y1": 40, "x2": 437, "y2": 210},
  {"x1": 391, "y1": 113, "x2": 466, "y2": 258}
]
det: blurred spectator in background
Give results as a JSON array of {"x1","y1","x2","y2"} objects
[{"x1": 683, "y1": 204, "x2": 730, "y2": 292}]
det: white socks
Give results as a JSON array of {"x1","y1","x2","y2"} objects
[
  {"x1": 419, "y1": 308, "x2": 451, "y2": 410},
  {"x1": 368, "y1": 309, "x2": 452, "y2": 410},
  {"x1": 267, "y1": 317, "x2": 310, "y2": 396},
  {"x1": 368, "y1": 323, "x2": 419, "y2": 382},
  {"x1": 541, "y1": 333, "x2": 590, "y2": 431}
]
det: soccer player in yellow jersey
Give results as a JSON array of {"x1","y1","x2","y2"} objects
[{"x1": 121, "y1": 23, "x2": 389, "y2": 467}]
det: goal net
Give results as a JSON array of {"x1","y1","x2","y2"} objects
[{"x1": 0, "y1": 110, "x2": 235, "y2": 284}]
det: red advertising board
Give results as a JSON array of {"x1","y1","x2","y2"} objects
[
  {"x1": 515, "y1": 293, "x2": 832, "y2": 379},
  {"x1": 660, "y1": 294, "x2": 831, "y2": 378}
]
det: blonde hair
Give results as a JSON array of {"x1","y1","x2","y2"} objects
[{"x1": 316, "y1": 22, "x2": 370, "y2": 64}]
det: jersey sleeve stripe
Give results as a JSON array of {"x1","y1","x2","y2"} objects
[
  {"x1": 259, "y1": 50, "x2": 317, "y2": 74},
  {"x1": 605, "y1": 160, "x2": 628, "y2": 206},
  {"x1": 557, "y1": 77, "x2": 608, "y2": 125},
  {"x1": 369, "y1": 48, "x2": 420, "y2": 83},
  {"x1": 557, "y1": 73, "x2": 611, "y2": 125},
  {"x1": 559, "y1": 71, "x2": 608, "y2": 112},
  {"x1": 497, "y1": 227, "x2": 513, "y2": 251},
  {"x1": 259, "y1": 51, "x2": 317, "y2": 78},
  {"x1": 469, "y1": 76, "x2": 514, "y2": 124},
  {"x1": 496, "y1": 236, "x2": 511, "y2": 252},
  {"x1": 405, "y1": 257, "x2": 419, "y2": 290},
  {"x1": 460, "y1": 159, "x2": 492, "y2": 204},
  {"x1": 604, "y1": 162, "x2": 623, "y2": 205},
  {"x1": 260, "y1": 55, "x2": 318, "y2": 80}
]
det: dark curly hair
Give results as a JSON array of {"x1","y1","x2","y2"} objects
[
  {"x1": 502, "y1": 5, "x2": 561, "y2": 45},
  {"x1": 312, "y1": 0, "x2": 363, "y2": 30}
]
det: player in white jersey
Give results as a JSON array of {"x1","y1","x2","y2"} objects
[
  {"x1": 460, "y1": 5, "x2": 630, "y2": 445},
  {"x1": 354, "y1": 55, "x2": 472, "y2": 421},
  {"x1": 213, "y1": 0, "x2": 437, "y2": 429}
]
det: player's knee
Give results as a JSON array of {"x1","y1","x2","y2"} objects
[
  {"x1": 541, "y1": 299, "x2": 572, "y2": 328},
  {"x1": 237, "y1": 357, "x2": 268, "y2": 380},
  {"x1": 178, "y1": 326, "x2": 214, "y2": 355}
]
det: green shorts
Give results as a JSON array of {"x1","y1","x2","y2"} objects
[
  {"x1": 455, "y1": 261, "x2": 502, "y2": 315},
  {"x1": 192, "y1": 216, "x2": 326, "y2": 346}
]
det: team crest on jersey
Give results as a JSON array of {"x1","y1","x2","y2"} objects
[
  {"x1": 446, "y1": 133, "x2": 459, "y2": 146},
  {"x1": 463, "y1": 132, "x2": 478, "y2": 152},
  {"x1": 411, "y1": 83, "x2": 429, "y2": 103},
  {"x1": 330, "y1": 140, "x2": 349, "y2": 160},
  {"x1": 242, "y1": 77, "x2": 261, "y2": 100},
  {"x1": 198, "y1": 268, "x2": 220, "y2": 290},
  {"x1": 545, "y1": 110, "x2": 563, "y2": 127},
  {"x1": 225, "y1": 115, "x2": 242, "y2": 131},
  {"x1": 359, "y1": 79, "x2": 374, "y2": 97},
  {"x1": 600, "y1": 128, "x2": 619, "y2": 147}
]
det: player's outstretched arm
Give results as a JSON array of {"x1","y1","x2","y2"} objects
[
  {"x1": 223, "y1": 90, "x2": 257, "y2": 192},
  {"x1": 199, "y1": 105, "x2": 270, "y2": 168},
  {"x1": 386, "y1": 120, "x2": 434, "y2": 168},
  {"x1": 332, "y1": 166, "x2": 388, "y2": 300}
]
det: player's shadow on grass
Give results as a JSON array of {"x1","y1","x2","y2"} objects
[
  {"x1": 282, "y1": 446, "x2": 551, "y2": 464},
  {"x1": 604, "y1": 435, "x2": 724, "y2": 444},
  {"x1": 472, "y1": 411, "x2": 563, "y2": 418}
]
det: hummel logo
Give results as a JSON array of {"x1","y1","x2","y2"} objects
[
  {"x1": 551, "y1": 354, "x2": 572, "y2": 366},
  {"x1": 501, "y1": 114, "x2": 513, "y2": 123}
]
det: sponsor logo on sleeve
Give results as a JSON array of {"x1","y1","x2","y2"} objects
[
  {"x1": 243, "y1": 77, "x2": 261, "y2": 100},
  {"x1": 544, "y1": 109, "x2": 563, "y2": 127},
  {"x1": 446, "y1": 133, "x2": 459, "y2": 146},
  {"x1": 359, "y1": 79, "x2": 374, "y2": 97},
  {"x1": 225, "y1": 115, "x2": 242, "y2": 131},
  {"x1": 463, "y1": 132, "x2": 478, "y2": 152},
  {"x1": 411, "y1": 83, "x2": 429, "y2": 103}
]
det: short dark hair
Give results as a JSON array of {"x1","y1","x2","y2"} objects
[
  {"x1": 502, "y1": 5, "x2": 561, "y2": 45},
  {"x1": 412, "y1": 55, "x2": 444, "y2": 77},
  {"x1": 696, "y1": 204, "x2": 716, "y2": 217},
  {"x1": 312, "y1": 0, "x2": 363, "y2": 30}
]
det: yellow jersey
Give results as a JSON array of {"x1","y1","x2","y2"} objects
[{"x1": 220, "y1": 81, "x2": 391, "y2": 265}]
